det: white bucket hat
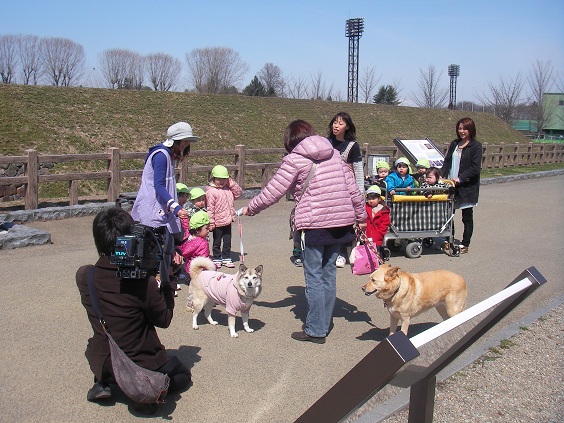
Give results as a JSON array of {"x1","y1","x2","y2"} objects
[{"x1": 163, "y1": 121, "x2": 200, "y2": 147}]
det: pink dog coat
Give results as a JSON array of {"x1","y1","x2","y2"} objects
[{"x1": 199, "y1": 271, "x2": 250, "y2": 315}]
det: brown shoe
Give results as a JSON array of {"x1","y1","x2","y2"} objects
[{"x1": 291, "y1": 330, "x2": 326, "y2": 344}]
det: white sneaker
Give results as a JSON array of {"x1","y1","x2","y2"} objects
[{"x1": 336, "y1": 255, "x2": 346, "y2": 268}]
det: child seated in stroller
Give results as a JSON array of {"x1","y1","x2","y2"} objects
[{"x1": 420, "y1": 167, "x2": 450, "y2": 198}]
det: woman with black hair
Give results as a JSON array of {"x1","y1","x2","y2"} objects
[{"x1": 441, "y1": 117, "x2": 482, "y2": 254}]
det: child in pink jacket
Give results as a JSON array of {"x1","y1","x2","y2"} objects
[
  {"x1": 177, "y1": 211, "x2": 211, "y2": 276},
  {"x1": 205, "y1": 165, "x2": 243, "y2": 268}
]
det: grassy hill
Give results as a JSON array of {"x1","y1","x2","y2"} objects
[{"x1": 0, "y1": 84, "x2": 528, "y2": 156}]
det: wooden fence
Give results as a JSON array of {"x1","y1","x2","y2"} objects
[{"x1": 0, "y1": 142, "x2": 562, "y2": 210}]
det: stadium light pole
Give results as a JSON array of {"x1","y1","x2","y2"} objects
[
  {"x1": 448, "y1": 64, "x2": 460, "y2": 110},
  {"x1": 346, "y1": 18, "x2": 364, "y2": 103}
]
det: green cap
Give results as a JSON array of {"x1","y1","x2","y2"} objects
[
  {"x1": 189, "y1": 210, "x2": 210, "y2": 230},
  {"x1": 366, "y1": 185, "x2": 382, "y2": 195},
  {"x1": 416, "y1": 158, "x2": 430, "y2": 168},
  {"x1": 189, "y1": 187, "x2": 206, "y2": 200},
  {"x1": 176, "y1": 183, "x2": 190, "y2": 194},
  {"x1": 211, "y1": 165, "x2": 229, "y2": 179},
  {"x1": 394, "y1": 157, "x2": 410, "y2": 167},
  {"x1": 376, "y1": 160, "x2": 390, "y2": 170}
]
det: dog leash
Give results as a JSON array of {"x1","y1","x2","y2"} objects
[
  {"x1": 236, "y1": 208, "x2": 245, "y2": 264},
  {"x1": 356, "y1": 227, "x2": 384, "y2": 265}
]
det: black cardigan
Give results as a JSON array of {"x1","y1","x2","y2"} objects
[{"x1": 441, "y1": 138, "x2": 482, "y2": 205}]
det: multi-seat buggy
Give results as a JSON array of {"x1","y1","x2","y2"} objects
[{"x1": 380, "y1": 181, "x2": 459, "y2": 259}]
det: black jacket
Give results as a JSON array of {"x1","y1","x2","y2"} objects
[
  {"x1": 441, "y1": 138, "x2": 482, "y2": 206},
  {"x1": 76, "y1": 256, "x2": 175, "y2": 382}
]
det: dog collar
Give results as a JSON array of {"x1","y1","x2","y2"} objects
[{"x1": 383, "y1": 283, "x2": 401, "y2": 308}]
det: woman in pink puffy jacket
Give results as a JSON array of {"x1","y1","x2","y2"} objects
[{"x1": 242, "y1": 120, "x2": 366, "y2": 344}]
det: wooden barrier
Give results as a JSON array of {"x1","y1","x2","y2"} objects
[{"x1": 0, "y1": 142, "x2": 562, "y2": 210}]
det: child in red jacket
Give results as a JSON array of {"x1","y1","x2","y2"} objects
[{"x1": 364, "y1": 185, "x2": 391, "y2": 254}]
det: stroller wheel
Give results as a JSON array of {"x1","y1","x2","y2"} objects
[
  {"x1": 382, "y1": 247, "x2": 391, "y2": 261},
  {"x1": 405, "y1": 242, "x2": 422, "y2": 258},
  {"x1": 451, "y1": 245, "x2": 460, "y2": 257}
]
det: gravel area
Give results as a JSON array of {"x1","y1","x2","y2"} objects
[{"x1": 382, "y1": 304, "x2": 564, "y2": 422}]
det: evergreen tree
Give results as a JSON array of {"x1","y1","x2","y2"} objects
[
  {"x1": 373, "y1": 85, "x2": 400, "y2": 105},
  {"x1": 243, "y1": 76, "x2": 267, "y2": 96}
]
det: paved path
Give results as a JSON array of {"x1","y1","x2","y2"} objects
[{"x1": 0, "y1": 176, "x2": 562, "y2": 422}]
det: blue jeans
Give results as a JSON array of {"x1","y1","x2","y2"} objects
[{"x1": 302, "y1": 242, "x2": 340, "y2": 337}]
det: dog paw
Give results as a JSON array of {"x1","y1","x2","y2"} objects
[
  {"x1": 209, "y1": 320, "x2": 218, "y2": 326},
  {"x1": 243, "y1": 327, "x2": 254, "y2": 333},
  {"x1": 230, "y1": 332, "x2": 239, "y2": 338},
  {"x1": 192, "y1": 325, "x2": 199, "y2": 330}
]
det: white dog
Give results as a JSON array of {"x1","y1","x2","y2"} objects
[{"x1": 187, "y1": 257, "x2": 263, "y2": 338}]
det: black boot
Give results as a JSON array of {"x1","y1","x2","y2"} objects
[{"x1": 86, "y1": 381, "x2": 112, "y2": 402}]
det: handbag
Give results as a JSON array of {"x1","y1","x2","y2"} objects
[
  {"x1": 349, "y1": 229, "x2": 382, "y2": 276},
  {"x1": 86, "y1": 266, "x2": 169, "y2": 404}
]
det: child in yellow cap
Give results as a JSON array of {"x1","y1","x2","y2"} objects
[
  {"x1": 206, "y1": 165, "x2": 243, "y2": 268},
  {"x1": 187, "y1": 187, "x2": 207, "y2": 218},
  {"x1": 177, "y1": 211, "x2": 212, "y2": 276},
  {"x1": 413, "y1": 158, "x2": 430, "y2": 187}
]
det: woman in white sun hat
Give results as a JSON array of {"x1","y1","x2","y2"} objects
[{"x1": 132, "y1": 121, "x2": 200, "y2": 243}]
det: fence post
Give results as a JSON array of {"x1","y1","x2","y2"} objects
[
  {"x1": 69, "y1": 180, "x2": 78, "y2": 205},
  {"x1": 499, "y1": 142, "x2": 505, "y2": 168},
  {"x1": 482, "y1": 143, "x2": 489, "y2": 169},
  {"x1": 107, "y1": 147, "x2": 120, "y2": 202},
  {"x1": 25, "y1": 149, "x2": 38, "y2": 210},
  {"x1": 408, "y1": 375, "x2": 437, "y2": 423},
  {"x1": 515, "y1": 142, "x2": 520, "y2": 166},
  {"x1": 363, "y1": 142, "x2": 370, "y2": 176},
  {"x1": 527, "y1": 142, "x2": 533, "y2": 166},
  {"x1": 235, "y1": 144, "x2": 245, "y2": 190}
]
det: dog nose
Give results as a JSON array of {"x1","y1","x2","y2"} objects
[{"x1": 247, "y1": 282, "x2": 253, "y2": 287}]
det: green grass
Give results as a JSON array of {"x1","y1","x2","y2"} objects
[{"x1": 0, "y1": 84, "x2": 534, "y2": 156}]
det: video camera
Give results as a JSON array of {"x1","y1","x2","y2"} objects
[{"x1": 109, "y1": 224, "x2": 165, "y2": 279}]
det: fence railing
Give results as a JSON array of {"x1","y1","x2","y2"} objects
[{"x1": 0, "y1": 142, "x2": 562, "y2": 210}]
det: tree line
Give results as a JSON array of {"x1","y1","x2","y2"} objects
[{"x1": 1, "y1": 34, "x2": 562, "y2": 135}]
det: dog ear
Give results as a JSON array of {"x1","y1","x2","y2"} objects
[
  {"x1": 255, "y1": 265, "x2": 263, "y2": 275},
  {"x1": 386, "y1": 267, "x2": 400, "y2": 280},
  {"x1": 239, "y1": 263, "x2": 247, "y2": 272}
]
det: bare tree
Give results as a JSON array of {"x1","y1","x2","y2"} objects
[
  {"x1": 411, "y1": 65, "x2": 449, "y2": 108},
  {"x1": 528, "y1": 60, "x2": 556, "y2": 136},
  {"x1": 146, "y1": 53, "x2": 181, "y2": 91},
  {"x1": 41, "y1": 37, "x2": 85, "y2": 86},
  {"x1": 258, "y1": 63, "x2": 284, "y2": 97},
  {"x1": 18, "y1": 35, "x2": 43, "y2": 85},
  {"x1": 478, "y1": 73, "x2": 525, "y2": 124},
  {"x1": 185, "y1": 47, "x2": 248, "y2": 94},
  {"x1": 309, "y1": 70, "x2": 333, "y2": 100},
  {"x1": 0, "y1": 34, "x2": 18, "y2": 83},
  {"x1": 98, "y1": 49, "x2": 144, "y2": 89},
  {"x1": 359, "y1": 65, "x2": 381, "y2": 103},
  {"x1": 286, "y1": 74, "x2": 309, "y2": 99}
]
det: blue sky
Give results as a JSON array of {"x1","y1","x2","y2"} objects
[{"x1": 2, "y1": 0, "x2": 563, "y2": 105}]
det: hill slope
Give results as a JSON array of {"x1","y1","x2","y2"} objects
[{"x1": 0, "y1": 85, "x2": 527, "y2": 156}]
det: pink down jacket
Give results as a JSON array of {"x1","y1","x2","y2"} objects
[
  {"x1": 206, "y1": 179, "x2": 243, "y2": 227},
  {"x1": 247, "y1": 135, "x2": 366, "y2": 229}
]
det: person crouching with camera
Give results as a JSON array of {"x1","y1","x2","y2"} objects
[{"x1": 76, "y1": 207, "x2": 191, "y2": 414}]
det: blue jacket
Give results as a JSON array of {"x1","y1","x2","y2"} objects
[{"x1": 385, "y1": 171, "x2": 414, "y2": 195}]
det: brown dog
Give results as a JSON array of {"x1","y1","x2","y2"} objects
[{"x1": 361, "y1": 263, "x2": 467, "y2": 335}]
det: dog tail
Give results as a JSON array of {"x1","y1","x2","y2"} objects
[{"x1": 189, "y1": 256, "x2": 215, "y2": 281}]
